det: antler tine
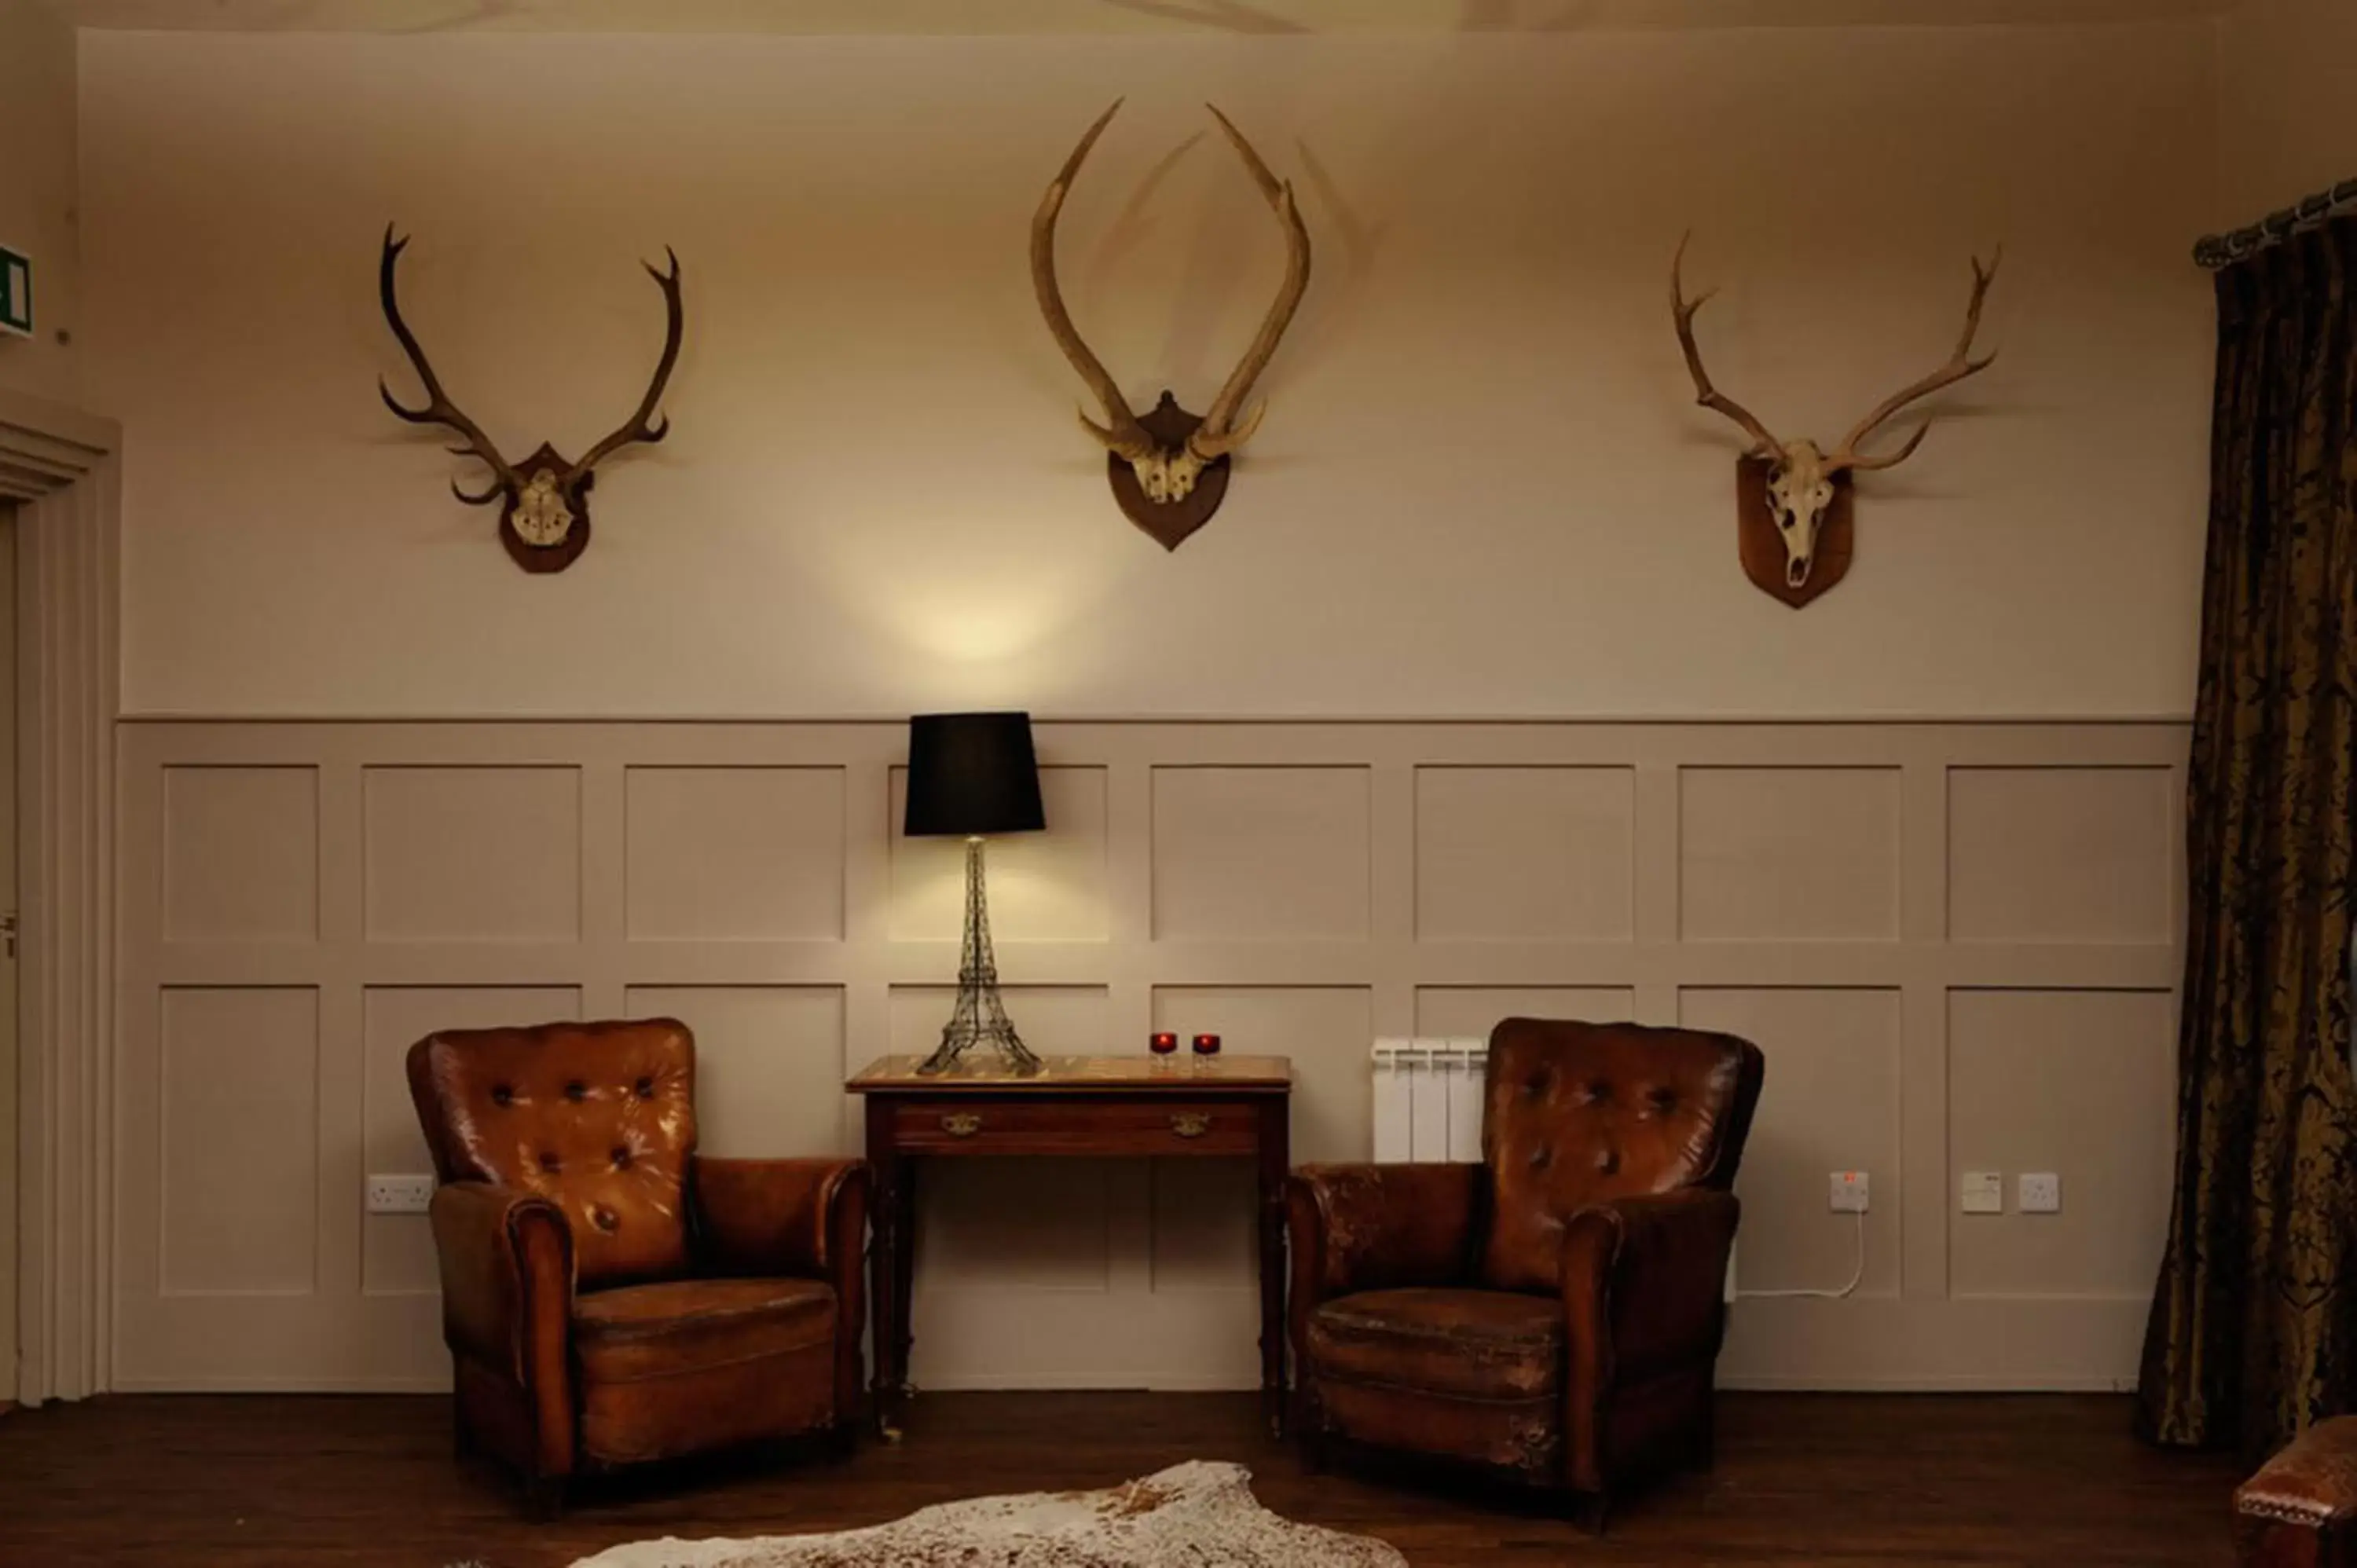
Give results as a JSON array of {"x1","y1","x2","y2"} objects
[
  {"x1": 569, "y1": 247, "x2": 687, "y2": 478},
  {"x1": 1670, "y1": 233, "x2": 1782, "y2": 460},
  {"x1": 378, "y1": 225, "x2": 518, "y2": 507},
  {"x1": 1189, "y1": 104, "x2": 1314, "y2": 460},
  {"x1": 1032, "y1": 100, "x2": 1156, "y2": 463},
  {"x1": 1831, "y1": 246, "x2": 2002, "y2": 471}
]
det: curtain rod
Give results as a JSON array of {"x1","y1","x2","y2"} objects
[{"x1": 2195, "y1": 176, "x2": 2357, "y2": 269}]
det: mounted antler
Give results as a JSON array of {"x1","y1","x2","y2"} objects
[
  {"x1": 1032, "y1": 100, "x2": 1314, "y2": 548},
  {"x1": 1829, "y1": 247, "x2": 2002, "y2": 472},
  {"x1": 1671, "y1": 236, "x2": 2002, "y2": 605},
  {"x1": 564, "y1": 249, "x2": 685, "y2": 481},
  {"x1": 1189, "y1": 106, "x2": 1313, "y2": 462},
  {"x1": 378, "y1": 229, "x2": 521, "y2": 510},
  {"x1": 376, "y1": 227, "x2": 686, "y2": 573},
  {"x1": 1671, "y1": 234, "x2": 1781, "y2": 463},
  {"x1": 1032, "y1": 101, "x2": 1159, "y2": 472}
]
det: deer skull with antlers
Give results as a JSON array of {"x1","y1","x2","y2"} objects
[
  {"x1": 377, "y1": 227, "x2": 684, "y2": 573},
  {"x1": 1033, "y1": 101, "x2": 1313, "y2": 549},
  {"x1": 1671, "y1": 236, "x2": 2001, "y2": 606}
]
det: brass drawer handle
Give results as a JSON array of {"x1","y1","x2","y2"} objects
[
  {"x1": 1170, "y1": 1112, "x2": 1212, "y2": 1139},
  {"x1": 940, "y1": 1113, "x2": 984, "y2": 1138}
]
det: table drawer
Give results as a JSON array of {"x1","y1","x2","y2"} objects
[{"x1": 888, "y1": 1099, "x2": 1261, "y2": 1156}]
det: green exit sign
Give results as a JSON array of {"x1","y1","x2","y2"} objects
[{"x1": 0, "y1": 245, "x2": 30, "y2": 339}]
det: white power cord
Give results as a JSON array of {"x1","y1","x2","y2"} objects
[{"x1": 1735, "y1": 1208, "x2": 1867, "y2": 1300}]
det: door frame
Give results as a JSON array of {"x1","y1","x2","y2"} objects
[{"x1": 0, "y1": 388, "x2": 120, "y2": 1405}]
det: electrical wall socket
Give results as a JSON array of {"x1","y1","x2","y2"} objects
[
  {"x1": 2018, "y1": 1172, "x2": 2062, "y2": 1214},
  {"x1": 1828, "y1": 1171, "x2": 1869, "y2": 1212},
  {"x1": 1960, "y1": 1171, "x2": 2004, "y2": 1214},
  {"x1": 365, "y1": 1174, "x2": 434, "y2": 1215}
]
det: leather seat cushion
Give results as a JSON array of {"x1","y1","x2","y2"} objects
[
  {"x1": 1307, "y1": 1287, "x2": 1564, "y2": 1401},
  {"x1": 573, "y1": 1277, "x2": 834, "y2": 1385}
]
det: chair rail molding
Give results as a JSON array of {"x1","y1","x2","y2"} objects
[{"x1": 0, "y1": 388, "x2": 123, "y2": 1405}]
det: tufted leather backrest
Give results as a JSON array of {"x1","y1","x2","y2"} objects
[
  {"x1": 1479, "y1": 1017, "x2": 1764, "y2": 1295},
  {"x1": 406, "y1": 1018, "x2": 698, "y2": 1288}
]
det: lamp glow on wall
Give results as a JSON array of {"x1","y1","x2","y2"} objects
[{"x1": 903, "y1": 712, "x2": 1047, "y2": 1075}]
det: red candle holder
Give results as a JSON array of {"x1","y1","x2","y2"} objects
[
  {"x1": 1149, "y1": 1031, "x2": 1179, "y2": 1057},
  {"x1": 1192, "y1": 1032, "x2": 1222, "y2": 1057}
]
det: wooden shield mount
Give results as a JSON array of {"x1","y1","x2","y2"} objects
[
  {"x1": 1736, "y1": 455, "x2": 1853, "y2": 609},
  {"x1": 497, "y1": 441, "x2": 596, "y2": 576},
  {"x1": 1109, "y1": 393, "x2": 1233, "y2": 551}
]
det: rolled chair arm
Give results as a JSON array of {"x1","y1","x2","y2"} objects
[
  {"x1": 1288, "y1": 1163, "x2": 1483, "y2": 1307},
  {"x1": 1559, "y1": 1187, "x2": 1740, "y2": 1492},
  {"x1": 429, "y1": 1180, "x2": 577, "y2": 1483},
  {"x1": 691, "y1": 1156, "x2": 868, "y2": 1280},
  {"x1": 429, "y1": 1180, "x2": 574, "y2": 1379},
  {"x1": 691, "y1": 1156, "x2": 870, "y2": 1426}
]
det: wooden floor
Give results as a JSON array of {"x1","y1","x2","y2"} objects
[{"x1": 0, "y1": 1390, "x2": 2242, "y2": 1566}]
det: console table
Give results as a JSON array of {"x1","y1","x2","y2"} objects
[{"x1": 846, "y1": 1053, "x2": 1294, "y2": 1442}]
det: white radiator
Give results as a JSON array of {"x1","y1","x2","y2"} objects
[{"x1": 1369, "y1": 1038, "x2": 1488, "y2": 1162}]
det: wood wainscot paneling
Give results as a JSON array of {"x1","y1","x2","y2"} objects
[{"x1": 115, "y1": 719, "x2": 2186, "y2": 1392}]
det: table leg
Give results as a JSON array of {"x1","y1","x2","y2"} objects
[
  {"x1": 865, "y1": 1104, "x2": 908, "y2": 1443},
  {"x1": 1256, "y1": 1098, "x2": 1290, "y2": 1439},
  {"x1": 893, "y1": 1160, "x2": 918, "y2": 1391}
]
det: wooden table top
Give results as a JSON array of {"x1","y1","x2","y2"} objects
[{"x1": 846, "y1": 1053, "x2": 1292, "y2": 1093}]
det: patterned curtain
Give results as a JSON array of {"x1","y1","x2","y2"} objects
[{"x1": 2139, "y1": 217, "x2": 2357, "y2": 1460}]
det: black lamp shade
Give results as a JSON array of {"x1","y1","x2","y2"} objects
[{"x1": 903, "y1": 713, "x2": 1047, "y2": 837}]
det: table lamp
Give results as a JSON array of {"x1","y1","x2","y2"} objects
[{"x1": 904, "y1": 712, "x2": 1047, "y2": 1075}]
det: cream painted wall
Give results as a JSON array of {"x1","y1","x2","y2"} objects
[
  {"x1": 79, "y1": 24, "x2": 2217, "y2": 721},
  {"x1": 0, "y1": 1, "x2": 78, "y2": 405},
  {"x1": 2219, "y1": 0, "x2": 2357, "y2": 219}
]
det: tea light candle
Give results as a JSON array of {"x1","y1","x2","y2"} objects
[
  {"x1": 1192, "y1": 1032, "x2": 1222, "y2": 1057},
  {"x1": 1149, "y1": 1031, "x2": 1179, "y2": 1056}
]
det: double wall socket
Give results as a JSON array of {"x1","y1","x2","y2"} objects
[
  {"x1": 1959, "y1": 1171, "x2": 2063, "y2": 1214},
  {"x1": 365, "y1": 1174, "x2": 434, "y2": 1214}
]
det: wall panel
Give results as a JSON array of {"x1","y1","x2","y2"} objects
[
  {"x1": 362, "y1": 766, "x2": 583, "y2": 943},
  {"x1": 1948, "y1": 766, "x2": 2174, "y2": 943},
  {"x1": 156, "y1": 987, "x2": 321, "y2": 1296},
  {"x1": 1151, "y1": 768, "x2": 1372, "y2": 942},
  {"x1": 1414, "y1": 766, "x2": 1635, "y2": 942},
  {"x1": 1948, "y1": 987, "x2": 2178, "y2": 1300},
  {"x1": 1680, "y1": 987, "x2": 1904, "y2": 1300},
  {"x1": 116, "y1": 717, "x2": 2186, "y2": 1391},
  {"x1": 625, "y1": 767, "x2": 846, "y2": 942},
  {"x1": 1415, "y1": 986, "x2": 1636, "y2": 1035},
  {"x1": 1680, "y1": 767, "x2": 1903, "y2": 942},
  {"x1": 163, "y1": 766, "x2": 318, "y2": 943}
]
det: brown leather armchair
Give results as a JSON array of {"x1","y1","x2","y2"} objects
[
  {"x1": 407, "y1": 1017, "x2": 867, "y2": 1511},
  {"x1": 1288, "y1": 1017, "x2": 1764, "y2": 1517},
  {"x1": 2238, "y1": 1417, "x2": 2357, "y2": 1565}
]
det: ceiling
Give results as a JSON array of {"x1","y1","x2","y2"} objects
[{"x1": 55, "y1": 0, "x2": 2233, "y2": 35}]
